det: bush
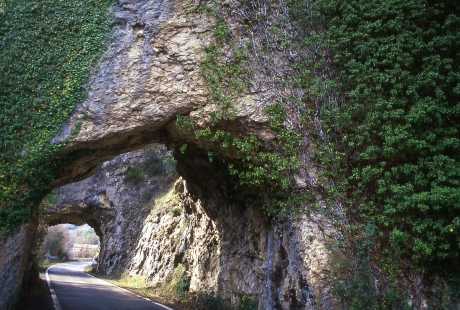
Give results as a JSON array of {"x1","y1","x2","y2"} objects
[
  {"x1": 163, "y1": 157, "x2": 177, "y2": 175},
  {"x1": 146, "y1": 158, "x2": 164, "y2": 176},
  {"x1": 145, "y1": 156, "x2": 177, "y2": 177},
  {"x1": 125, "y1": 165, "x2": 143, "y2": 184},
  {"x1": 163, "y1": 264, "x2": 189, "y2": 299},
  {"x1": 196, "y1": 292, "x2": 232, "y2": 310}
]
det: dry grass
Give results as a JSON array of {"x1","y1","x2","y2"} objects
[{"x1": 87, "y1": 270, "x2": 191, "y2": 310}]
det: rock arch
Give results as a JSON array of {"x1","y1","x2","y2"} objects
[
  {"x1": 0, "y1": 1, "x2": 331, "y2": 309},
  {"x1": 42, "y1": 189, "x2": 114, "y2": 243}
]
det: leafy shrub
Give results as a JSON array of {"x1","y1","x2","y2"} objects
[
  {"x1": 145, "y1": 156, "x2": 177, "y2": 177},
  {"x1": 174, "y1": 276, "x2": 189, "y2": 299},
  {"x1": 163, "y1": 264, "x2": 189, "y2": 299},
  {"x1": 147, "y1": 158, "x2": 164, "y2": 176},
  {"x1": 124, "y1": 165, "x2": 143, "y2": 184},
  {"x1": 196, "y1": 292, "x2": 232, "y2": 310}
]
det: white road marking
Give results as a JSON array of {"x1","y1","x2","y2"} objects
[
  {"x1": 84, "y1": 270, "x2": 174, "y2": 310},
  {"x1": 46, "y1": 262, "x2": 173, "y2": 310},
  {"x1": 46, "y1": 265, "x2": 62, "y2": 310}
]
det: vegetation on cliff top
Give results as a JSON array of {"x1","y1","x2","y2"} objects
[{"x1": 0, "y1": 0, "x2": 113, "y2": 235}]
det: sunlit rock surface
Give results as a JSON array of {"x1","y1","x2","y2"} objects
[
  {"x1": 50, "y1": 0, "x2": 269, "y2": 188},
  {"x1": 0, "y1": 0, "x2": 331, "y2": 308},
  {"x1": 42, "y1": 148, "x2": 332, "y2": 309}
]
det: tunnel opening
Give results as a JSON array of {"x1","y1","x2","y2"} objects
[
  {"x1": 38, "y1": 144, "x2": 182, "y2": 273},
  {"x1": 10, "y1": 129, "x2": 304, "y2": 310},
  {"x1": 30, "y1": 138, "x2": 289, "y2": 309},
  {"x1": 37, "y1": 223, "x2": 100, "y2": 263}
]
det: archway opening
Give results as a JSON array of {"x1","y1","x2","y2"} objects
[
  {"x1": 37, "y1": 223, "x2": 100, "y2": 263},
  {"x1": 37, "y1": 144, "x2": 180, "y2": 271}
]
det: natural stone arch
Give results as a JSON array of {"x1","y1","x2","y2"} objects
[
  {"x1": 48, "y1": 0, "x2": 268, "y2": 189},
  {"x1": 47, "y1": 147, "x2": 330, "y2": 308},
  {"x1": 0, "y1": 0, "x2": 331, "y2": 308},
  {"x1": 42, "y1": 189, "x2": 115, "y2": 244}
]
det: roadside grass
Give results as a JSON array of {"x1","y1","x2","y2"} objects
[
  {"x1": 86, "y1": 270, "x2": 185, "y2": 310},
  {"x1": 38, "y1": 259, "x2": 56, "y2": 272},
  {"x1": 86, "y1": 269, "x2": 257, "y2": 310}
]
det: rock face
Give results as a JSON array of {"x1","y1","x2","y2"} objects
[
  {"x1": 0, "y1": 219, "x2": 38, "y2": 310},
  {"x1": 0, "y1": 0, "x2": 334, "y2": 308},
  {"x1": 51, "y1": 0, "x2": 225, "y2": 186},
  {"x1": 42, "y1": 147, "x2": 332, "y2": 309},
  {"x1": 50, "y1": 0, "x2": 271, "y2": 188},
  {"x1": 43, "y1": 146, "x2": 174, "y2": 274}
]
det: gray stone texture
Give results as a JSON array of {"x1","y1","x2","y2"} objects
[
  {"x1": 0, "y1": 0, "x2": 331, "y2": 308},
  {"x1": 45, "y1": 147, "x2": 332, "y2": 309}
]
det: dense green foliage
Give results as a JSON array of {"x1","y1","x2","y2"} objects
[
  {"x1": 307, "y1": 0, "x2": 460, "y2": 265},
  {"x1": 190, "y1": 0, "x2": 460, "y2": 263},
  {"x1": 0, "y1": 0, "x2": 113, "y2": 235}
]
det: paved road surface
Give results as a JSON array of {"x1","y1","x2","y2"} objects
[{"x1": 46, "y1": 262, "x2": 173, "y2": 310}]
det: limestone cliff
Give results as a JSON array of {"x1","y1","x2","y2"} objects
[
  {"x1": 0, "y1": 0, "x2": 339, "y2": 307},
  {"x1": 0, "y1": 0, "x2": 444, "y2": 309},
  {"x1": 44, "y1": 146, "x2": 332, "y2": 309}
]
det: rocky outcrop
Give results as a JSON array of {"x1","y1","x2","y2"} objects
[
  {"x1": 0, "y1": 0, "x2": 334, "y2": 308},
  {"x1": 43, "y1": 146, "x2": 173, "y2": 273},
  {"x1": 0, "y1": 219, "x2": 38, "y2": 309},
  {"x1": 41, "y1": 146, "x2": 333, "y2": 309},
  {"x1": 50, "y1": 0, "x2": 265, "y2": 188}
]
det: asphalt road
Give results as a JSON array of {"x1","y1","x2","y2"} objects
[{"x1": 46, "y1": 262, "x2": 173, "y2": 310}]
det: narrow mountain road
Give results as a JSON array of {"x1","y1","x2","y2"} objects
[{"x1": 46, "y1": 262, "x2": 173, "y2": 310}]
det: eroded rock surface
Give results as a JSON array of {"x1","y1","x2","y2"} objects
[
  {"x1": 42, "y1": 147, "x2": 332, "y2": 309},
  {"x1": 0, "y1": 219, "x2": 38, "y2": 310},
  {"x1": 0, "y1": 0, "x2": 333, "y2": 308},
  {"x1": 50, "y1": 0, "x2": 269, "y2": 188}
]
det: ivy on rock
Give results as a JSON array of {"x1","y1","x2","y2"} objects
[
  {"x1": 188, "y1": 0, "x2": 460, "y2": 291},
  {"x1": 315, "y1": 0, "x2": 460, "y2": 265},
  {"x1": 0, "y1": 0, "x2": 113, "y2": 236}
]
